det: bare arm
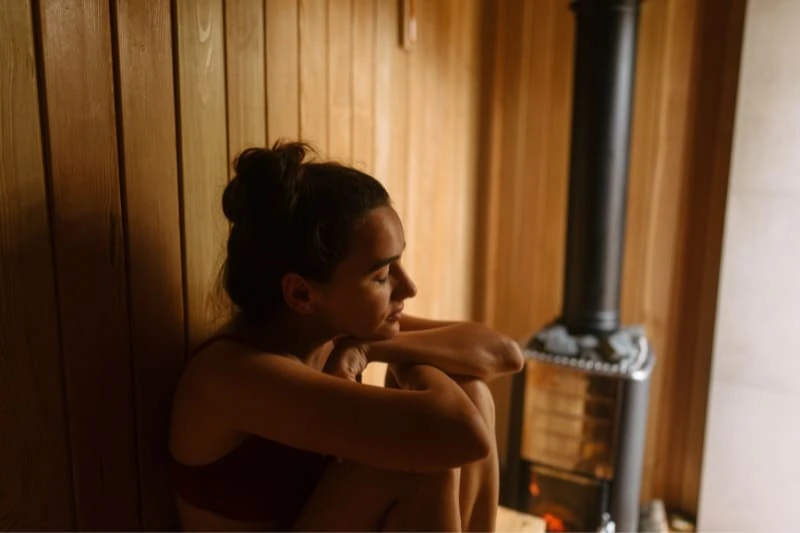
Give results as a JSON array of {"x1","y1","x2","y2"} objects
[
  {"x1": 174, "y1": 345, "x2": 492, "y2": 472},
  {"x1": 366, "y1": 315, "x2": 524, "y2": 380},
  {"x1": 398, "y1": 314, "x2": 459, "y2": 331}
]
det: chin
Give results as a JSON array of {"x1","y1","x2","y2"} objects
[{"x1": 370, "y1": 321, "x2": 401, "y2": 340}]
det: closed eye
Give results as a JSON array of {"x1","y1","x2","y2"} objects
[
  {"x1": 374, "y1": 266, "x2": 391, "y2": 284},
  {"x1": 366, "y1": 243, "x2": 406, "y2": 275}
]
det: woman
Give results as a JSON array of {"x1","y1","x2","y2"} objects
[{"x1": 168, "y1": 141, "x2": 524, "y2": 531}]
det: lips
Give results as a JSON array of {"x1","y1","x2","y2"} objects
[{"x1": 387, "y1": 306, "x2": 404, "y2": 322}]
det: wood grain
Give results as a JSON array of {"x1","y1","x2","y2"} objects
[
  {"x1": 674, "y1": 0, "x2": 746, "y2": 513},
  {"x1": 226, "y1": 0, "x2": 266, "y2": 158},
  {"x1": 408, "y1": 0, "x2": 447, "y2": 318},
  {"x1": 373, "y1": 0, "x2": 407, "y2": 216},
  {"x1": 401, "y1": 0, "x2": 425, "y2": 316},
  {"x1": 449, "y1": 0, "x2": 481, "y2": 323},
  {"x1": 480, "y1": 0, "x2": 512, "y2": 467},
  {"x1": 0, "y1": 1, "x2": 73, "y2": 528},
  {"x1": 113, "y1": 0, "x2": 185, "y2": 527},
  {"x1": 38, "y1": 0, "x2": 140, "y2": 527},
  {"x1": 174, "y1": 0, "x2": 230, "y2": 350},
  {"x1": 496, "y1": 506, "x2": 546, "y2": 533},
  {"x1": 351, "y1": 0, "x2": 375, "y2": 173},
  {"x1": 3, "y1": 0, "x2": 743, "y2": 521},
  {"x1": 327, "y1": 0, "x2": 353, "y2": 163},
  {"x1": 265, "y1": 0, "x2": 300, "y2": 143},
  {"x1": 625, "y1": 0, "x2": 700, "y2": 504},
  {"x1": 407, "y1": 0, "x2": 470, "y2": 319},
  {"x1": 473, "y1": 0, "x2": 506, "y2": 327},
  {"x1": 485, "y1": 0, "x2": 573, "y2": 468},
  {"x1": 299, "y1": 0, "x2": 329, "y2": 152},
  {"x1": 366, "y1": 0, "x2": 485, "y2": 386},
  {"x1": 480, "y1": 0, "x2": 745, "y2": 516}
]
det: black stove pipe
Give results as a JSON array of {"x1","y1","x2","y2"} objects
[{"x1": 562, "y1": 0, "x2": 642, "y2": 335}]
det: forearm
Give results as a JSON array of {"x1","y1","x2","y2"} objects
[
  {"x1": 367, "y1": 322, "x2": 524, "y2": 380},
  {"x1": 397, "y1": 314, "x2": 459, "y2": 331}
]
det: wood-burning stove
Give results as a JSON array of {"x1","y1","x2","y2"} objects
[
  {"x1": 504, "y1": 325, "x2": 653, "y2": 532},
  {"x1": 501, "y1": 2, "x2": 655, "y2": 532}
]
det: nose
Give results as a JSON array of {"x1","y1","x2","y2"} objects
[{"x1": 393, "y1": 264, "x2": 417, "y2": 300}]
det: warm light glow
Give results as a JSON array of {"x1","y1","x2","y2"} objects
[
  {"x1": 543, "y1": 512, "x2": 566, "y2": 532},
  {"x1": 529, "y1": 481, "x2": 541, "y2": 497}
]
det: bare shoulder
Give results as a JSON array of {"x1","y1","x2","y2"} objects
[{"x1": 168, "y1": 338, "x2": 282, "y2": 464}]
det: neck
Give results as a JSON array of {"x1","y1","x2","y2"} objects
[{"x1": 227, "y1": 311, "x2": 334, "y2": 370}]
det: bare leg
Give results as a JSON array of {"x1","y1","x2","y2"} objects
[
  {"x1": 293, "y1": 460, "x2": 461, "y2": 532},
  {"x1": 384, "y1": 371, "x2": 499, "y2": 532},
  {"x1": 455, "y1": 379, "x2": 499, "y2": 532},
  {"x1": 294, "y1": 370, "x2": 498, "y2": 532}
]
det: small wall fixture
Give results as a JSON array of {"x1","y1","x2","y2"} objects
[{"x1": 401, "y1": 0, "x2": 417, "y2": 51}]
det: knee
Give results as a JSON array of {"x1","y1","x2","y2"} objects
[{"x1": 458, "y1": 379, "x2": 496, "y2": 429}]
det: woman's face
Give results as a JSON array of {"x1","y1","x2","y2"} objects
[{"x1": 314, "y1": 206, "x2": 417, "y2": 340}]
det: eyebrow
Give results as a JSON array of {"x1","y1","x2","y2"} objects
[{"x1": 367, "y1": 255, "x2": 401, "y2": 274}]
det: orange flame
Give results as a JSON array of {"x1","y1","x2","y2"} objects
[{"x1": 543, "y1": 512, "x2": 566, "y2": 532}]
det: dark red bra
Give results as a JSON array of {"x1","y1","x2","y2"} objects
[
  {"x1": 171, "y1": 335, "x2": 333, "y2": 527},
  {"x1": 170, "y1": 435, "x2": 332, "y2": 526}
]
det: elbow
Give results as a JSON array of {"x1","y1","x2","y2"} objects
[
  {"x1": 425, "y1": 394, "x2": 493, "y2": 467},
  {"x1": 507, "y1": 338, "x2": 525, "y2": 373},
  {"x1": 493, "y1": 336, "x2": 525, "y2": 375},
  {"x1": 469, "y1": 328, "x2": 525, "y2": 379},
  {"x1": 441, "y1": 397, "x2": 493, "y2": 465},
  {"x1": 429, "y1": 411, "x2": 491, "y2": 468},
  {"x1": 455, "y1": 411, "x2": 493, "y2": 463}
]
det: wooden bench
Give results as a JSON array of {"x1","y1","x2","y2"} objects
[{"x1": 496, "y1": 506, "x2": 546, "y2": 533}]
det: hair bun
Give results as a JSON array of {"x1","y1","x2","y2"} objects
[{"x1": 222, "y1": 141, "x2": 312, "y2": 226}]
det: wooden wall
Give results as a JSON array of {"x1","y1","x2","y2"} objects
[
  {"x1": 1, "y1": 0, "x2": 745, "y2": 527},
  {"x1": 478, "y1": 0, "x2": 746, "y2": 518},
  {"x1": 0, "y1": 0, "x2": 485, "y2": 529}
]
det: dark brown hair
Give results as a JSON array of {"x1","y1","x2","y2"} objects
[{"x1": 221, "y1": 141, "x2": 390, "y2": 322}]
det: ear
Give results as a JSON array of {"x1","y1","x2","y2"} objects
[{"x1": 281, "y1": 272, "x2": 319, "y2": 314}]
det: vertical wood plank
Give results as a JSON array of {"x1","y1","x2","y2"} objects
[
  {"x1": 174, "y1": 0, "x2": 229, "y2": 350},
  {"x1": 449, "y1": 0, "x2": 480, "y2": 320},
  {"x1": 327, "y1": 0, "x2": 353, "y2": 163},
  {"x1": 373, "y1": 0, "x2": 408, "y2": 233},
  {"x1": 487, "y1": 0, "x2": 552, "y2": 467},
  {"x1": 113, "y1": 0, "x2": 185, "y2": 528},
  {"x1": 38, "y1": 0, "x2": 140, "y2": 528},
  {"x1": 479, "y1": 0, "x2": 512, "y2": 467},
  {"x1": 407, "y1": 0, "x2": 457, "y2": 318},
  {"x1": 676, "y1": 0, "x2": 746, "y2": 514},
  {"x1": 351, "y1": 0, "x2": 375, "y2": 173},
  {"x1": 642, "y1": 0, "x2": 701, "y2": 505},
  {"x1": 492, "y1": 0, "x2": 539, "y2": 340},
  {"x1": 0, "y1": 1, "x2": 74, "y2": 528},
  {"x1": 473, "y1": 0, "x2": 505, "y2": 328},
  {"x1": 226, "y1": 0, "x2": 266, "y2": 159},
  {"x1": 536, "y1": 4, "x2": 572, "y2": 329},
  {"x1": 401, "y1": 0, "x2": 424, "y2": 315},
  {"x1": 265, "y1": 0, "x2": 300, "y2": 142},
  {"x1": 299, "y1": 0, "x2": 329, "y2": 152}
]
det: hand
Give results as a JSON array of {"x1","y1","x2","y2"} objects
[{"x1": 324, "y1": 337, "x2": 369, "y2": 383}]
